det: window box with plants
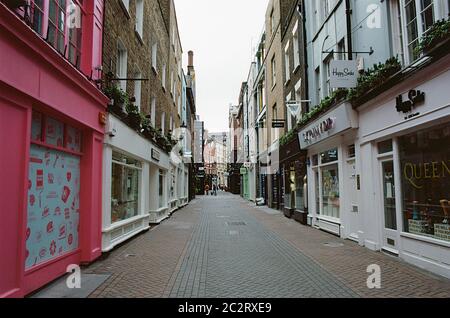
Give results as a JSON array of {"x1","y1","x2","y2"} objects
[
  {"x1": 347, "y1": 57, "x2": 402, "y2": 107},
  {"x1": 141, "y1": 117, "x2": 156, "y2": 142},
  {"x1": 104, "y1": 85, "x2": 128, "y2": 119},
  {"x1": 414, "y1": 18, "x2": 450, "y2": 57},
  {"x1": 125, "y1": 103, "x2": 142, "y2": 131}
]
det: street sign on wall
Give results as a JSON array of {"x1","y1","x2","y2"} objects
[{"x1": 330, "y1": 60, "x2": 358, "y2": 88}]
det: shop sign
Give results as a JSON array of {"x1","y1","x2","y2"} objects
[
  {"x1": 298, "y1": 103, "x2": 357, "y2": 149},
  {"x1": 302, "y1": 117, "x2": 336, "y2": 144},
  {"x1": 151, "y1": 149, "x2": 160, "y2": 162},
  {"x1": 330, "y1": 60, "x2": 358, "y2": 88},
  {"x1": 272, "y1": 120, "x2": 285, "y2": 128},
  {"x1": 403, "y1": 161, "x2": 450, "y2": 189},
  {"x1": 396, "y1": 89, "x2": 425, "y2": 114}
]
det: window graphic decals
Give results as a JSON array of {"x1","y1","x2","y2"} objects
[{"x1": 26, "y1": 144, "x2": 80, "y2": 270}]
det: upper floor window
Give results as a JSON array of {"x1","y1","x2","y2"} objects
[
  {"x1": 151, "y1": 43, "x2": 158, "y2": 71},
  {"x1": 162, "y1": 63, "x2": 166, "y2": 90},
  {"x1": 270, "y1": 8, "x2": 275, "y2": 36},
  {"x1": 26, "y1": 0, "x2": 84, "y2": 68},
  {"x1": 284, "y1": 41, "x2": 291, "y2": 84},
  {"x1": 135, "y1": 0, "x2": 144, "y2": 39},
  {"x1": 116, "y1": 40, "x2": 128, "y2": 92},
  {"x1": 292, "y1": 21, "x2": 300, "y2": 71},
  {"x1": 120, "y1": 0, "x2": 129, "y2": 13},
  {"x1": 271, "y1": 55, "x2": 276, "y2": 88},
  {"x1": 403, "y1": 0, "x2": 438, "y2": 62},
  {"x1": 134, "y1": 69, "x2": 142, "y2": 111}
]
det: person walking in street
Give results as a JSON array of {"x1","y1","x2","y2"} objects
[
  {"x1": 205, "y1": 184, "x2": 210, "y2": 196},
  {"x1": 213, "y1": 184, "x2": 217, "y2": 196}
]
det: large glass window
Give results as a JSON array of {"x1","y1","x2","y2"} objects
[
  {"x1": 316, "y1": 148, "x2": 340, "y2": 219},
  {"x1": 321, "y1": 164, "x2": 340, "y2": 218},
  {"x1": 400, "y1": 124, "x2": 450, "y2": 242},
  {"x1": 27, "y1": 112, "x2": 82, "y2": 270},
  {"x1": 111, "y1": 152, "x2": 141, "y2": 223}
]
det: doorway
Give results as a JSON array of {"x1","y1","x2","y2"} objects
[{"x1": 379, "y1": 158, "x2": 399, "y2": 254}]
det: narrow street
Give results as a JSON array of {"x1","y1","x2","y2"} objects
[{"x1": 86, "y1": 192, "x2": 450, "y2": 298}]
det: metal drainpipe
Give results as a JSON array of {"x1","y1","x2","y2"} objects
[{"x1": 345, "y1": 0, "x2": 353, "y2": 60}]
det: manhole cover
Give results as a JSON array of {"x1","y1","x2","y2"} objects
[
  {"x1": 227, "y1": 221, "x2": 246, "y2": 226},
  {"x1": 323, "y1": 242, "x2": 344, "y2": 248}
]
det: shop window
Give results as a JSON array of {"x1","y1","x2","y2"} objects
[
  {"x1": 111, "y1": 152, "x2": 141, "y2": 224},
  {"x1": 31, "y1": 111, "x2": 82, "y2": 152},
  {"x1": 321, "y1": 164, "x2": 340, "y2": 218},
  {"x1": 320, "y1": 148, "x2": 338, "y2": 164},
  {"x1": 347, "y1": 144, "x2": 356, "y2": 159},
  {"x1": 312, "y1": 154, "x2": 319, "y2": 166},
  {"x1": 27, "y1": 112, "x2": 82, "y2": 270},
  {"x1": 378, "y1": 139, "x2": 393, "y2": 154},
  {"x1": 399, "y1": 124, "x2": 450, "y2": 242}
]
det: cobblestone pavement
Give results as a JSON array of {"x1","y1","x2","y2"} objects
[{"x1": 87, "y1": 192, "x2": 450, "y2": 298}]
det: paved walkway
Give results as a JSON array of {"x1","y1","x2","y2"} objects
[{"x1": 86, "y1": 192, "x2": 450, "y2": 298}]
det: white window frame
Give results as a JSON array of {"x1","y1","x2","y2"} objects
[
  {"x1": 162, "y1": 63, "x2": 166, "y2": 90},
  {"x1": 135, "y1": 0, "x2": 144, "y2": 39},
  {"x1": 161, "y1": 112, "x2": 166, "y2": 134},
  {"x1": 134, "y1": 69, "x2": 142, "y2": 111},
  {"x1": 284, "y1": 41, "x2": 291, "y2": 84},
  {"x1": 292, "y1": 21, "x2": 300, "y2": 71},
  {"x1": 152, "y1": 43, "x2": 158, "y2": 72},
  {"x1": 120, "y1": 0, "x2": 130, "y2": 15},
  {"x1": 151, "y1": 97, "x2": 156, "y2": 127},
  {"x1": 117, "y1": 40, "x2": 128, "y2": 93},
  {"x1": 271, "y1": 55, "x2": 276, "y2": 88},
  {"x1": 399, "y1": 0, "x2": 443, "y2": 65}
]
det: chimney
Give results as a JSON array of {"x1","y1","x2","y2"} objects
[{"x1": 188, "y1": 51, "x2": 194, "y2": 67}]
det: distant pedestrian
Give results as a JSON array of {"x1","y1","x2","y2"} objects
[
  {"x1": 213, "y1": 184, "x2": 217, "y2": 196},
  {"x1": 205, "y1": 184, "x2": 210, "y2": 195}
]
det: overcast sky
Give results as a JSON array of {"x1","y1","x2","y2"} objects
[{"x1": 175, "y1": 0, "x2": 269, "y2": 133}]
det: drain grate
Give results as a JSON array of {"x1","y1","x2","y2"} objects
[
  {"x1": 227, "y1": 221, "x2": 246, "y2": 226},
  {"x1": 323, "y1": 242, "x2": 344, "y2": 248}
]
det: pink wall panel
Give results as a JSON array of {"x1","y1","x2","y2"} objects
[{"x1": 0, "y1": 98, "x2": 29, "y2": 298}]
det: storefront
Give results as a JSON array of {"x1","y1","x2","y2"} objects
[
  {"x1": 300, "y1": 102, "x2": 359, "y2": 238},
  {"x1": 102, "y1": 115, "x2": 171, "y2": 251},
  {"x1": 0, "y1": 2, "x2": 108, "y2": 297},
  {"x1": 357, "y1": 54, "x2": 450, "y2": 278},
  {"x1": 280, "y1": 137, "x2": 308, "y2": 224}
]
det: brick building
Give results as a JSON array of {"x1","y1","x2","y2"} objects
[{"x1": 101, "y1": 0, "x2": 189, "y2": 252}]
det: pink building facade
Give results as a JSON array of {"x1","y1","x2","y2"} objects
[{"x1": 0, "y1": 0, "x2": 108, "y2": 297}]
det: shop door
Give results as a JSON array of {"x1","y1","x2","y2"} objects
[
  {"x1": 379, "y1": 159, "x2": 399, "y2": 253},
  {"x1": 346, "y1": 159, "x2": 359, "y2": 241}
]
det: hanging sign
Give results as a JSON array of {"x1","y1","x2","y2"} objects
[{"x1": 330, "y1": 60, "x2": 358, "y2": 88}]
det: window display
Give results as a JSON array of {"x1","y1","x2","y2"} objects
[
  {"x1": 400, "y1": 124, "x2": 450, "y2": 242},
  {"x1": 321, "y1": 164, "x2": 340, "y2": 218},
  {"x1": 27, "y1": 113, "x2": 81, "y2": 270},
  {"x1": 111, "y1": 152, "x2": 141, "y2": 223}
]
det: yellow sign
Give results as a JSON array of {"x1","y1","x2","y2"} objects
[{"x1": 403, "y1": 161, "x2": 450, "y2": 189}]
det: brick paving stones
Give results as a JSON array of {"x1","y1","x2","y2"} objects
[{"x1": 87, "y1": 193, "x2": 450, "y2": 298}]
